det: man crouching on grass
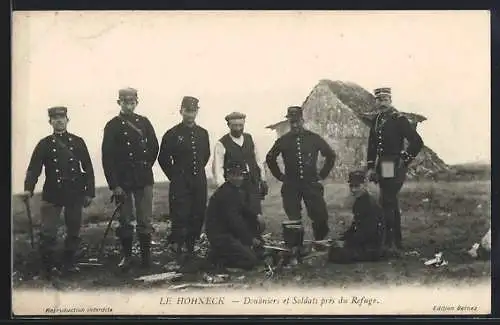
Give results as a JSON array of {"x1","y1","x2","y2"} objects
[
  {"x1": 328, "y1": 170, "x2": 386, "y2": 264},
  {"x1": 205, "y1": 162, "x2": 266, "y2": 271}
]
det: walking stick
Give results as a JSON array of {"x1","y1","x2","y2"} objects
[
  {"x1": 22, "y1": 198, "x2": 35, "y2": 249},
  {"x1": 96, "y1": 200, "x2": 123, "y2": 260}
]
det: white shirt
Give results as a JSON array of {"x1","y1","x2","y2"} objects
[{"x1": 212, "y1": 134, "x2": 267, "y2": 187}]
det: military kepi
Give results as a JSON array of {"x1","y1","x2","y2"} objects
[
  {"x1": 225, "y1": 161, "x2": 246, "y2": 175},
  {"x1": 225, "y1": 111, "x2": 246, "y2": 122},
  {"x1": 48, "y1": 106, "x2": 68, "y2": 117},
  {"x1": 374, "y1": 87, "x2": 391, "y2": 98},
  {"x1": 348, "y1": 170, "x2": 366, "y2": 186},
  {"x1": 181, "y1": 96, "x2": 199, "y2": 111},
  {"x1": 119, "y1": 87, "x2": 138, "y2": 99},
  {"x1": 285, "y1": 106, "x2": 303, "y2": 121}
]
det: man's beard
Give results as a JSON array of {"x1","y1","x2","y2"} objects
[{"x1": 230, "y1": 130, "x2": 243, "y2": 137}]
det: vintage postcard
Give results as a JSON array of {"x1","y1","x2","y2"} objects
[{"x1": 11, "y1": 10, "x2": 491, "y2": 316}]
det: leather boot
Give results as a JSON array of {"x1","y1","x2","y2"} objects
[
  {"x1": 62, "y1": 249, "x2": 80, "y2": 273},
  {"x1": 118, "y1": 237, "x2": 133, "y2": 270},
  {"x1": 138, "y1": 234, "x2": 152, "y2": 268},
  {"x1": 40, "y1": 251, "x2": 61, "y2": 280}
]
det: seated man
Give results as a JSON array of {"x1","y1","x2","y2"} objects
[
  {"x1": 205, "y1": 162, "x2": 265, "y2": 271},
  {"x1": 328, "y1": 170, "x2": 386, "y2": 264}
]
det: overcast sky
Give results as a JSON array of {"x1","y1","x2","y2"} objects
[{"x1": 12, "y1": 10, "x2": 490, "y2": 194}]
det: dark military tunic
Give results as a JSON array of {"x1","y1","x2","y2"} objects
[
  {"x1": 366, "y1": 108, "x2": 423, "y2": 248},
  {"x1": 158, "y1": 122, "x2": 210, "y2": 250},
  {"x1": 266, "y1": 129, "x2": 336, "y2": 241},
  {"x1": 101, "y1": 112, "x2": 159, "y2": 191},
  {"x1": 24, "y1": 131, "x2": 95, "y2": 206},
  {"x1": 24, "y1": 131, "x2": 95, "y2": 270},
  {"x1": 205, "y1": 182, "x2": 260, "y2": 270},
  {"x1": 328, "y1": 191, "x2": 386, "y2": 263},
  {"x1": 102, "y1": 112, "x2": 159, "y2": 240}
]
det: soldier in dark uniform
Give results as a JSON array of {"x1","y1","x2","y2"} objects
[
  {"x1": 101, "y1": 87, "x2": 159, "y2": 270},
  {"x1": 266, "y1": 106, "x2": 336, "y2": 256},
  {"x1": 158, "y1": 96, "x2": 210, "y2": 264},
  {"x1": 212, "y1": 111, "x2": 268, "y2": 234},
  {"x1": 328, "y1": 171, "x2": 386, "y2": 263},
  {"x1": 21, "y1": 106, "x2": 95, "y2": 278},
  {"x1": 366, "y1": 87, "x2": 423, "y2": 252},
  {"x1": 205, "y1": 162, "x2": 265, "y2": 271}
]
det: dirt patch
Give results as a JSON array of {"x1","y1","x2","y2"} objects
[{"x1": 12, "y1": 180, "x2": 491, "y2": 290}]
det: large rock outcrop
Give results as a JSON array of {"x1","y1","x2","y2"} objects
[{"x1": 266, "y1": 80, "x2": 449, "y2": 181}]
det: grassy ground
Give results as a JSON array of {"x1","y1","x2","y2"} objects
[{"x1": 11, "y1": 174, "x2": 491, "y2": 291}]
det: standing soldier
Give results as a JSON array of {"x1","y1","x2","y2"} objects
[
  {"x1": 158, "y1": 96, "x2": 210, "y2": 265},
  {"x1": 101, "y1": 87, "x2": 159, "y2": 270},
  {"x1": 212, "y1": 112, "x2": 268, "y2": 228},
  {"x1": 366, "y1": 87, "x2": 423, "y2": 253},
  {"x1": 21, "y1": 106, "x2": 95, "y2": 278},
  {"x1": 266, "y1": 106, "x2": 336, "y2": 259}
]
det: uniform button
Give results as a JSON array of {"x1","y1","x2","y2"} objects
[
  {"x1": 68, "y1": 137, "x2": 72, "y2": 141},
  {"x1": 191, "y1": 141, "x2": 195, "y2": 144},
  {"x1": 300, "y1": 175, "x2": 304, "y2": 179},
  {"x1": 55, "y1": 169, "x2": 60, "y2": 173},
  {"x1": 53, "y1": 158, "x2": 57, "y2": 162},
  {"x1": 71, "y1": 168, "x2": 75, "y2": 171},
  {"x1": 135, "y1": 118, "x2": 139, "y2": 122},
  {"x1": 52, "y1": 149, "x2": 56, "y2": 152},
  {"x1": 52, "y1": 139, "x2": 56, "y2": 143},
  {"x1": 69, "y1": 147, "x2": 73, "y2": 150},
  {"x1": 122, "y1": 121, "x2": 125, "y2": 125},
  {"x1": 143, "y1": 150, "x2": 147, "y2": 153},
  {"x1": 129, "y1": 153, "x2": 133, "y2": 156},
  {"x1": 57, "y1": 179, "x2": 61, "y2": 183},
  {"x1": 127, "y1": 142, "x2": 131, "y2": 145},
  {"x1": 124, "y1": 132, "x2": 128, "y2": 135},
  {"x1": 69, "y1": 158, "x2": 73, "y2": 161}
]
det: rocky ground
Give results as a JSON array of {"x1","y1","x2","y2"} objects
[{"x1": 12, "y1": 179, "x2": 491, "y2": 291}]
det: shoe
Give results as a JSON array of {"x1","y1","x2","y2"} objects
[
  {"x1": 62, "y1": 250, "x2": 81, "y2": 274},
  {"x1": 139, "y1": 234, "x2": 152, "y2": 268},
  {"x1": 118, "y1": 237, "x2": 133, "y2": 270}
]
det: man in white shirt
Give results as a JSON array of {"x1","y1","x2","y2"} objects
[{"x1": 212, "y1": 112, "x2": 269, "y2": 224}]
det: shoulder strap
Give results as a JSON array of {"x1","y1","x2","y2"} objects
[
  {"x1": 117, "y1": 115, "x2": 144, "y2": 138},
  {"x1": 52, "y1": 135, "x2": 76, "y2": 159}
]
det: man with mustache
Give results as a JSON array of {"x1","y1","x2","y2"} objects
[
  {"x1": 365, "y1": 87, "x2": 423, "y2": 254},
  {"x1": 328, "y1": 170, "x2": 386, "y2": 263},
  {"x1": 266, "y1": 106, "x2": 336, "y2": 264},
  {"x1": 158, "y1": 96, "x2": 210, "y2": 267},
  {"x1": 212, "y1": 112, "x2": 268, "y2": 236},
  {"x1": 21, "y1": 106, "x2": 95, "y2": 279},
  {"x1": 205, "y1": 161, "x2": 265, "y2": 271},
  {"x1": 102, "y1": 87, "x2": 159, "y2": 270}
]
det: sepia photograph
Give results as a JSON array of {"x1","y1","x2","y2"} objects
[{"x1": 11, "y1": 10, "x2": 491, "y2": 316}]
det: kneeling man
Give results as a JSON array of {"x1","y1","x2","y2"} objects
[
  {"x1": 328, "y1": 170, "x2": 386, "y2": 263},
  {"x1": 205, "y1": 162, "x2": 265, "y2": 270}
]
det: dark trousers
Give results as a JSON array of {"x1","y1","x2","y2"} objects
[
  {"x1": 169, "y1": 175, "x2": 208, "y2": 250},
  {"x1": 377, "y1": 166, "x2": 407, "y2": 248},
  {"x1": 242, "y1": 176, "x2": 262, "y2": 216},
  {"x1": 39, "y1": 200, "x2": 83, "y2": 268},
  {"x1": 280, "y1": 180, "x2": 330, "y2": 241},
  {"x1": 209, "y1": 235, "x2": 260, "y2": 270}
]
